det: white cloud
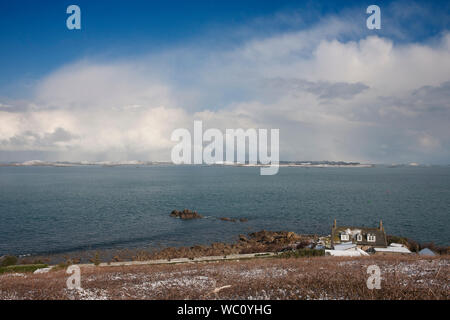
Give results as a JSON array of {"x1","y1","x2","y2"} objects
[
  {"x1": 1, "y1": 13, "x2": 450, "y2": 163},
  {"x1": 417, "y1": 132, "x2": 441, "y2": 150}
]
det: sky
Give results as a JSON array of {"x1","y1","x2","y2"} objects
[{"x1": 0, "y1": 0, "x2": 449, "y2": 164}]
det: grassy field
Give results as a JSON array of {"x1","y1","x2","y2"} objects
[
  {"x1": 0, "y1": 255, "x2": 448, "y2": 300},
  {"x1": 0, "y1": 264, "x2": 48, "y2": 275}
]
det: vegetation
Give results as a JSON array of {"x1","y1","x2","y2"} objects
[
  {"x1": 0, "y1": 256, "x2": 447, "y2": 299},
  {"x1": 277, "y1": 248, "x2": 325, "y2": 258},
  {"x1": 90, "y1": 252, "x2": 101, "y2": 266},
  {"x1": 387, "y1": 235, "x2": 449, "y2": 254},
  {"x1": 7, "y1": 232, "x2": 447, "y2": 267},
  {"x1": 52, "y1": 260, "x2": 74, "y2": 271},
  {"x1": 0, "y1": 264, "x2": 48, "y2": 274},
  {"x1": 1, "y1": 255, "x2": 18, "y2": 267}
]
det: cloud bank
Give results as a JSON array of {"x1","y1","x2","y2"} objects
[{"x1": 1, "y1": 9, "x2": 450, "y2": 164}]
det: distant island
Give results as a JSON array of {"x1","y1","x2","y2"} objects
[
  {"x1": 0, "y1": 160, "x2": 374, "y2": 167},
  {"x1": 1, "y1": 160, "x2": 443, "y2": 168},
  {"x1": 0, "y1": 160, "x2": 172, "y2": 167},
  {"x1": 244, "y1": 161, "x2": 374, "y2": 168}
]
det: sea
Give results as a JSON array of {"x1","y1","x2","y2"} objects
[{"x1": 0, "y1": 165, "x2": 449, "y2": 256}]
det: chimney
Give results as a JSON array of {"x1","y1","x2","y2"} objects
[{"x1": 379, "y1": 220, "x2": 383, "y2": 231}]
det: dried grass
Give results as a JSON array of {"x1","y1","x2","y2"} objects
[{"x1": 0, "y1": 255, "x2": 448, "y2": 300}]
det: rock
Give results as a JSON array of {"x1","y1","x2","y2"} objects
[
  {"x1": 211, "y1": 242, "x2": 226, "y2": 250},
  {"x1": 248, "y1": 230, "x2": 303, "y2": 246},
  {"x1": 191, "y1": 245, "x2": 207, "y2": 251},
  {"x1": 219, "y1": 217, "x2": 236, "y2": 222},
  {"x1": 239, "y1": 218, "x2": 248, "y2": 222},
  {"x1": 170, "y1": 209, "x2": 202, "y2": 220},
  {"x1": 239, "y1": 234, "x2": 248, "y2": 242},
  {"x1": 0, "y1": 255, "x2": 18, "y2": 267},
  {"x1": 33, "y1": 267, "x2": 53, "y2": 274}
]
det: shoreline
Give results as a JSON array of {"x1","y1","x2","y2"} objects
[
  {"x1": 9, "y1": 230, "x2": 449, "y2": 266},
  {"x1": 13, "y1": 231, "x2": 318, "y2": 265}
]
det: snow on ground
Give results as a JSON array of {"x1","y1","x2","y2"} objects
[
  {"x1": 0, "y1": 256, "x2": 448, "y2": 299},
  {"x1": 64, "y1": 288, "x2": 110, "y2": 300}
]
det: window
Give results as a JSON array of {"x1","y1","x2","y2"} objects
[
  {"x1": 340, "y1": 233, "x2": 349, "y2": 241},
  {"x1": 357, "y1": 234, "x2": 362, "y2": 242},
  {"x1": 367, "y1": 234, "x2": 376, "y2": 242}
]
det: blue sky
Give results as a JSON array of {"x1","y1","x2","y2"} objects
[
  {"x1": 0, "y1": 0, "x2": 449, "y2": 163},
  {"x1": 1, "y1": 0, "x2": 448, "y2": 95}
]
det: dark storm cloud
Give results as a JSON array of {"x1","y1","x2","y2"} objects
[
  {"x1": 1, "y1": 127, "x2": 76, "y2": 149},
  {"x1": 263, "y1": 78, "x2": 369, "y2": 100}
]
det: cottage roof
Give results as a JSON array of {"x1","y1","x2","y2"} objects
[
  {"x1": 374, "y1": 246, "x2": 411, "y2": 254},
  {"x1": 331, "y1": 220, "x2": 387, "y2": 247},
  {"x1": 325, "y1": 248, "x2": 369, "y2": 256},
  {"x1": 418, "y1": 248, "x2": 436, "y2": 256},
  {"x1": 333, "y1": 243, "x2": 357, "y2": 251}
]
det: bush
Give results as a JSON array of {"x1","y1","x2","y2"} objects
[
  {"x1": 387, "y1": 235, "x2": 449, "y2": 255},
  {"x1": 295, "y1": 240, "x2": 311, "y2": 249},
  {"x1": 419, "y1": 242, "x2": 449, "y2": 255},
  {"x1": 277, "y1": 248, "x2": 325, "y2": 258},
  {"x1": 1, "y1": 255, "x2": 18, "y2": 267},
  {"x1": 0, "y1": 264, "x2": 48, "y2": 274},
  {"x1": 90, "y1": 252, "x2": 101, "y2": 266},
  {"x1": 386, "y1": 235, "x2": 419, "y2": 252}
]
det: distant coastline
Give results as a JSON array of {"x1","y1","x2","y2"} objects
[
  {"x1": 1, "y1": 160, "x2": 440, "y2": 168},
  {"x1": 7, "y1": 229, "x2": 450, "y2": 266}
]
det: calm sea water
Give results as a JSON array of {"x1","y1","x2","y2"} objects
[{"x1": 0, "y1": 165, "x2": 449, "y2": 256}]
